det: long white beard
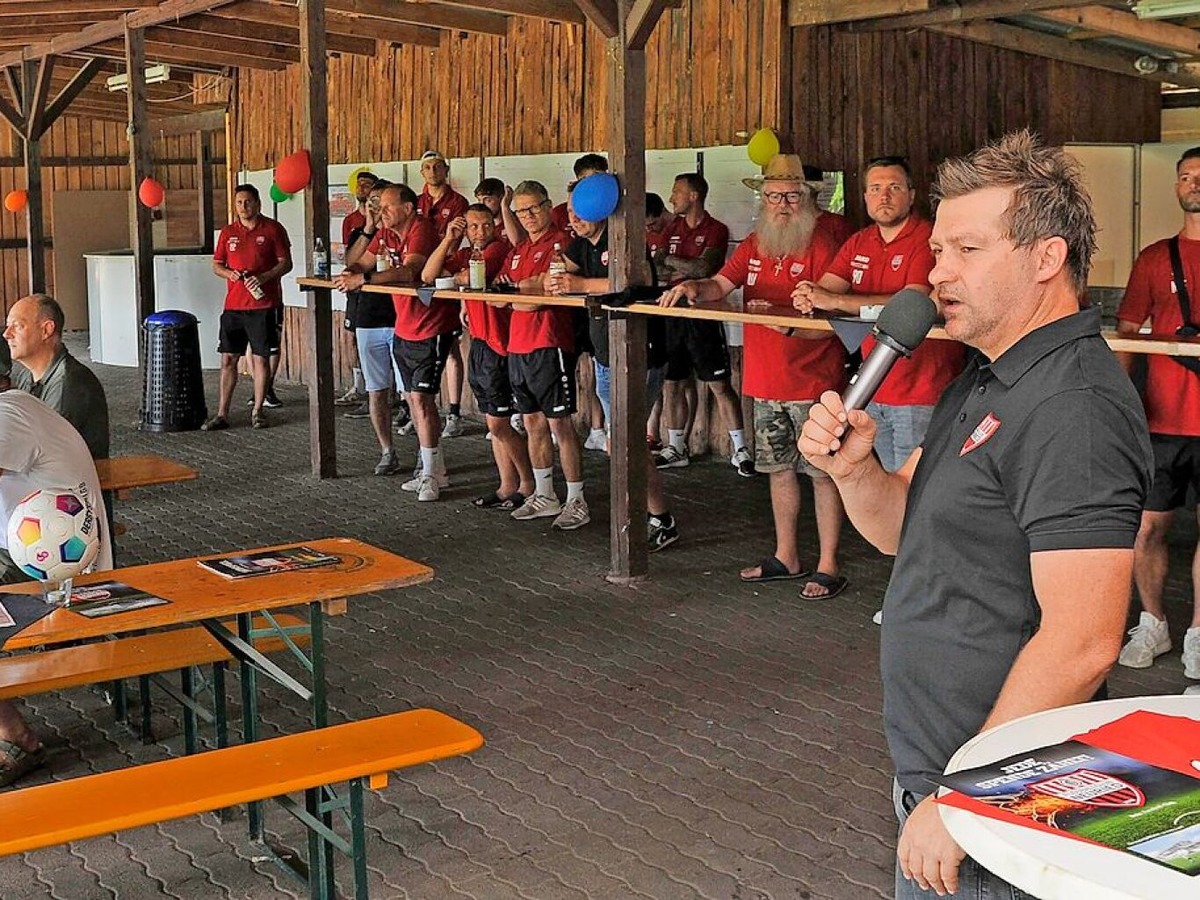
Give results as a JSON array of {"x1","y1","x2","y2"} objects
[{"x1": 755, "y1": 207, "x2": 817, "y2": 258}]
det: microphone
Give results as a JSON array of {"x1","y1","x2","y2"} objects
[{"x1": 840, "y1": 288, "x2": 938, "y2": 411}]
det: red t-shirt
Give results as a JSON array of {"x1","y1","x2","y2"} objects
[
  {"x1": 417, "y1": 187, "x2": 469, "y2": 238},
  {"x1": 1117, "y1": 235, "x2": 1200, "y2": 436},
  {"x1": 646, "y1": 229, "x2": 669, "y2": 255},
  {"x1": 550, "y1": 202, "x2": 572, "y2": 235},
  {"x1": 719, "y1": 231, "x2": 846, "y2": 401},
  {"x1": 341, "y1": 209, "x2": 366, "y2": 248},
  {"x1": 661, "y1": 212, "x2": 730, "y2": 284},
  {"x1": 214, "y1": 217, "x2": 291, "y2": 311},
  {"x1": 827, "y1": 216, "x2": 965, "y2": 406},
  {"x1": 446, "y1": 239, "x2": 512, "y2": 355},
  {"x1": 367, "y1": 218, "x2": 453, "y2": 341},
  {"x1": 502, "y1": 228, "x2": 575, "y2": 354},
  {"x1": 817, "y1": 210, "x2": 855, "y2": 248}
]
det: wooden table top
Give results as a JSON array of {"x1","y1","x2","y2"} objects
[
  {"x1": 1, "y1": 538, "x2": 433, "y2": 650},
  {"x1": 96, "y1": 454, "x2": 199, "y2": 492},
  {"x1": 296, "y1": 277, "x2": 587, "y2": 309}
]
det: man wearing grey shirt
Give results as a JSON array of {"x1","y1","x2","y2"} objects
[{"x1": 5, "y1": 293, "x2": 109, "y2": 460}]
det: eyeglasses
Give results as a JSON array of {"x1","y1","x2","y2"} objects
[
  {"x1": 513, "y1": 200, "x2": 549, "y2": 217},
  {"x1": 763, "y1": 191, "x2": 805, "y2": 205}
]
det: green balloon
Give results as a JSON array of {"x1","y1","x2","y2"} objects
[{"x1": 269, "y1": 183, "x2": 291, "y2": 203}]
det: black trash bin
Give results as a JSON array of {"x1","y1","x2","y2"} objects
[{"x1": 140, "y1": 310, "x2": 208, "y2": 432}]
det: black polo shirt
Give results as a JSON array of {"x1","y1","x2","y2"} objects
[
  {"x1": 565, "y1": 228, "x2": 665, "y2": 368},
  {"x1": 880, "y1": 306, "x2": 1151, "y2": 794}
]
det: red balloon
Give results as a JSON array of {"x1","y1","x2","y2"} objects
[
  {"x1": 138, "y1": 177, "x2": 165, "y2": 208},
  {"x1": 274, "y1": 150, "x2": 311, "y2": 195},
  {"x1": 3, "y1": 190, "x2": 26, "y2": 213}
]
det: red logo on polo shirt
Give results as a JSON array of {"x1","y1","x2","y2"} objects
[
  {"x1": 790, "y1": 262, "x2": 805, "y2": 278},
  {"x1": 228, "y1": 237, "x2": 240, "y2": 251},
  {"x1": 891, "y1": 254, "x2": 903, "y2": 271},
  {"x1": 960, "y1": 412, "x2": 1001, "y2": 456},
  {"x1": 510, "y1": 255, "x2": 521, "y2": 269},
  {"x1": 601, "y1": 250, "x2": 609, "y2": 265}
]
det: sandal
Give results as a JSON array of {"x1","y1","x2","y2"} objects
[
  {"x1": 495, "y1": 492, "x2": 526, "y2": 512},
  {"x1": 801, "y1": 572, "x2": 849, "y2": 601},
  {"x1": 740, "y1": 555, "x2": 811, "y2": 583},
  {"x1": 472, "y1": 492, "x2": 505, "y2": 509},
  {"x1": 0, "y1": 740, "x2": 45, "y2": 788}
]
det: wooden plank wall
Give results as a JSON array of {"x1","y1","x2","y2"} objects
[
  {"x1": 789, "y1": 25, "x2": 1161, "y2": 228},
  {"x1": 0, "y1": 119, "x2": 226, "y2": 318},
  {"x1": 233, "y1": 0, "x2": 779, "y2": 170}
]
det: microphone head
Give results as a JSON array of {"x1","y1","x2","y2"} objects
[{"x1": 875, "y1": 289, "x2": 938, "y2": 352}]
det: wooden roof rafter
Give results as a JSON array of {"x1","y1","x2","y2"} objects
[{"x1": 212, "y1": 3, "x2": 442, "y2": 49}]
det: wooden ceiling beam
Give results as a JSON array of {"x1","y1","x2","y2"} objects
[
  {"x1": 0, "y1": 0, "x2": 242, "y2": 67},
  {"x1": 158, "y1": 16, "x2": 376, "y2": 55},
  {"x1": 41, "y1": 58, "x2": 106, "y2": 128},
  {"x1": 846, "y1": 0, "x2": 1099, "y2": 32},
  {"x1": 789, "y1": 0, "x2": 931, "y2": 27},
  {"x1": 425, "y1": 0, "x2": 585, "y2": 25},
  {"x1": 0, "y1": 1, "x2": 158, "y2": 16},
  {"x1": 928, "y1": 19, "x2": 1200, "y2": 88},
  {"x1": 318, "y1": 0, "x2": 510, "y2": 37},
  {"x1": 573, "y1": 0, "x2": 619, "y2": 37},
  {"x1": 212, "y1": 4, "x2": 441, "y2": 48},
  {"x1": 1039, "y1": 6, "x2": 1200, "y2": 56},
  {"x1": 91, "y1": 38, "x2": 287, "y2": 70},
  {"x1": 626, "y1": 0, "x2": 670, "y2": 49}
]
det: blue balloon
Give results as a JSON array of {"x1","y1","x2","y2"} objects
[{"x1": 572, "y1": 172, "x2": 620, "y2": 222}]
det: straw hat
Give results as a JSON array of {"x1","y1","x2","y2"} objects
[{"x1": 742, "y1": 153, "x2": 823, "y2": 191}]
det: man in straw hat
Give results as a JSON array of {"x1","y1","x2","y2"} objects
[{"x1": 659, "y1": 153, "x2": 849, "y2": 599}]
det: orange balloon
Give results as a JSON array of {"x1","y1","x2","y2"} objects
[
  {"x1": 138, "y1": 177, "x2": 165, "y2": 208},
  {"x1": 3, "y1": 190, "x2": 26, "y2": 213},
  {"x1": 275, "y1": 150, "x2": 311, "y2": 195}
]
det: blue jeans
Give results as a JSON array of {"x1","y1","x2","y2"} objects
[
  {"x1": 868, "y1": 402, "x2": 934, "y2": 473},
  {"x1": 893, "y1": 781, "x2": 1034, "y2": 900},
  {"x1": 594, "y1": 360, "x2": 665, "y2": 427}
]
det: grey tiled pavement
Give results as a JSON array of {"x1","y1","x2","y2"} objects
[{"x1": 1, "y1": 335, "x2": 1194, "y2": 899}]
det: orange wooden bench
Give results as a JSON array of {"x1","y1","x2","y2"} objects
[
  {"x1": 0, "y1": 709, "x2": 484, "y2": 900},
  {"x1": 0, "y1": 613, "x2": 310, "y2": 752}
]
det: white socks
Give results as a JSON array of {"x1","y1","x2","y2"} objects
[
  {"x1": 534, "y1": 467, "x2": 555, "y2": 498},
  {"x1": 730, "y1": 429, "x2": 747, "y2": 452},
  {"x1": 668, "y1": 429, "x2": 687, "y2": 453},
  {"x1": 566, "y1": 481, "x2": 585, "y2": 503}
]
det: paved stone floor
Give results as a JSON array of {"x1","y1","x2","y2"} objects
[{"x1": 1, "y1": 336, "x2": 1193, "y2": 899}]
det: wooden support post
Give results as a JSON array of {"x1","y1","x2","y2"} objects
[
  {"x1": 20, "y1": 62, "x2": 43, "y2": 294},
  {"x1": 299, "y1": 0, "x2": 336, "y2": 479},
  {"x1": 605, "y1": 0, "x2": 667, "y2": 583},
  {"x1": 125, "y1": 23, "x2": 155, "y2": 341},
  {"x1": 196, "y1": 129, "x2": 214, "y2": 253}
]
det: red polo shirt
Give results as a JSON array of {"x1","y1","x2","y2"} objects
[
  {"x1": 662, "y1": 212, "x2": 730, "y2": 285},
  {"x1": 646, "y1": 229, "x2": 669, "y2": 255},
  {"x1": 214, "y1": 216, "x2": 291, "y2": 311},
  {"x1": 502, "y1": 228, "x2": 575, "y2": 354},
  {"x1": 367, "y1": 218, "x2": 453, "y2": 341},
  {"x1": 341, "y1": 209, "x2": 366, "y2": 248},
  {"x1": 817, "y1": 210, "x2": 855, "y2": 248},
  {"x1": 417, "y1": 186, "x2": 469, "y2": 239},
  {"x1": 719, "y1": 231, "x2": 845, "y2": 401},
  {"x1": 550, "y1": 202, "x2": 572, "y2": 235},
  {"x1": 1117, "y1": 235, "x2": 1200, "y2": 436},
  {"x1": 445, "y1": 239, "x2": 512, "y2": 355},
  {"x1": 827, "y1": 216, "x2": 965, "y2": 406}
]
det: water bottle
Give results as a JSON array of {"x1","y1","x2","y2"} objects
[
  {"x1": 312, "y1": 238, "x2": 329, "y2": 278},
  {"x1": 468, "y1": 242, "x2": 487, "y2": 291}
]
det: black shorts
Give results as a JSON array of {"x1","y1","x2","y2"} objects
[
  {"x1": 391, "y1": 331, "x2": 459, "y2": 395},
  {"x1": 468, "y1": 340, "x2": 514, "y2": 417},
  {"x1": 269, "y1": 305, "x2": 284, "y2": 355},
  {"x1": 1146, "y1": 433, "x2": 1200, "y2": 511},
  {"x1": 218, "y1": 309, "x2": 277, "y2": 358},
  {"x1": 508, "y1": 348, "x2": 577, "y2": 419},
  {"x1": 664, "y1": 318, "x2": 731, "y2": 382},
  {"x1": 343, "y1": 292, "x2": 360, "y2": 332}
]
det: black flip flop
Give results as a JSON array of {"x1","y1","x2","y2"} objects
[
  {"x1": 740, "y1": 555, "x2": 811, "y2": 583},
  {"x1": 801, "y1": 572, "x2": 849, "y2": 601},
  {"x1": 495, "y1": 492, "x2": 526, "y2": 511},
  {"x1": 472, "y1": 492, "x2": 505, "y2": 509}
]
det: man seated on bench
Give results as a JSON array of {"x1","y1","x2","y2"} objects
[
  {"x1": 0, "y1": 339, "x2": 112, "y2": 785},
  {"x1": 5, "y1": 293, "x2": 110, "y2": 460}
]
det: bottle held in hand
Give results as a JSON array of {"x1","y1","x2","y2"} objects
[
  {"x1": 468, "y1": 242, "x2": 487, "y2": 291},
  {"x1": 548, "y1": 242, "x2": 567, "y2": 278}
]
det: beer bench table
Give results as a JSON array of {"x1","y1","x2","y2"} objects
[
  {"x1": 95, "y1": 453, "x2": 199, "y2": 498},
  {"x1": 0, "y1": 709, "x2": 483, "y2": 900}
]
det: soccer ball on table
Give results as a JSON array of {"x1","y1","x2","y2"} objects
[{"x1": 6, "y1": 488, "x2": 101, "y2": 583}]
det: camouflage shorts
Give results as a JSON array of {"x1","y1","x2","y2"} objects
[{"x1": 753, "y1": 399, "x2": 827, "y2": 478}]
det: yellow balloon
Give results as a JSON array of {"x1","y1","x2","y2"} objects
[
  {"x1": 347, "y1": 166, "x2": 371, "y2": 195},
  {"x1": 747, "y1": 128, "x2": 780, "y2": 167}
]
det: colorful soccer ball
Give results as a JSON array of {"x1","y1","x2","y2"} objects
[{"x1": 6, "y1": 489, "x2": 100, "y2": 583}]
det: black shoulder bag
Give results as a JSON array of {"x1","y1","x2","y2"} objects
[{"x1": 1167, "y1": 236, "x2": 1200, "y2": 374}]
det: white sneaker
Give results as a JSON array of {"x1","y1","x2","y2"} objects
[
  {"x1": 395, "y1": 418, "x2": 416, "y2": 436},
  {"x1": 1183, "y1": 626, "x2": 1200, "y2": 680},
  {"x1": 401, "y1": 471, "x2": 450, "y2": 492},
  {"x1": 1117, "y1": 612, "x2": 1171, "y2": 668},
  {"x1": 872, "y1": 609, "x2": 883, "y2": 626},
  {"x1": 553, "y1": 497, "x2": 590, "y2": 530},
  {"x1": 510, "y1": 493, "x2": 562, "y2": 521},
  {"x1": 584, "y1": 429, "x2": 608, "y2": 452},
  {"x1": 335, "y1": 386, "x2": 365, "y2": 406},
  {"x1": 415, "y1": 475, "x2": 440, "y2": 502},
  {"x1": 442, "y1": 413, "x2": 464, "y2": 438},
  {"x1": 731, "y1": 447, "x2": 755, "y2": 478},
  {"x1": 654, "y1": 445, "x2": 689, "y2": 469}
]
